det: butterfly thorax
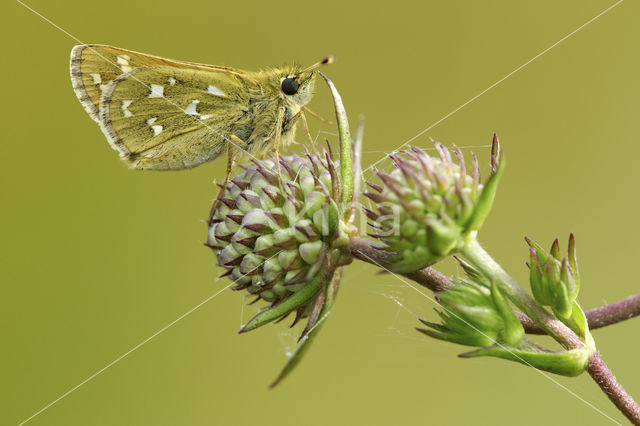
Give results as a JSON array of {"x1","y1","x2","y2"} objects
[{"x1": 242, "y1": 66, "x2": 316, "y2": 156}]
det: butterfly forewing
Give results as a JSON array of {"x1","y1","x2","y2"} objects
[
  {"x1": 70, "y1": 44, "x2": 247, "y2": 122},
  {"x1": 99, "y1": 65, "x2": 257, "y2": 170}
]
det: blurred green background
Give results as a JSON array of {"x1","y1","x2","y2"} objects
[{"x1": 3, "y1": 0, "x2": 639, "y2": 424}]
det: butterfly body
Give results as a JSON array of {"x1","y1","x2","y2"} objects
[{"x1": 70, "y1": 45, "x2": 317, "y2": 170}]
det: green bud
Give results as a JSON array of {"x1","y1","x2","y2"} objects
[
  {"x1": 526, "y1": 234, "x2": 580, "y2": 318},
  {"x1": 417, "y1": 275, "x2": 524, "y2": 348},
  {"x1": 299, "y1": 240, "x2": 324, "y2": 264}
]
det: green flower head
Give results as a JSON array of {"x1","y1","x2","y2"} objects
[{"x1": 365, "y1": 135, "x2": 504, "y2": 273}]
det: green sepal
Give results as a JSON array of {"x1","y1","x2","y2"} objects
[
  {"x1": 525, "y1": 236, "x2": 550, "y2": 264},
  {"x1": 463, "y1": 152, "x2": 505, "y2": 233},
  {"x1": 561, "y1": 301, "x2": 594, "y2": 348},
  {"x1": 426, "y1": 218, "x2": 461, "y2": 257},
  {"x1": 416, "y1": 323, "x2": 497, "y2": 347},
  {"x1": 552, "y1": 279, "x2": 572, "y2": 319},
  {"x1": 568, "y1": 233, "x2": 579, "y2": 281},
  {"x1": 326, "y1": 199, "x2": 340, "y2": 240},
  {"x1": 460, "y1": 342, "x2": 590, "y2": 377},
  {"x1": 491, "y1": 281, "x2": 524, "y2": 347},
  {"x1": 454, "y1": 256, "x2": 485, "y2": 283},
  {"x1": 239, "y1": 272, "x2": 325, "y2": 333},
  {"x1": 528, "y1": 248, "x2": 550, "y2": 306},
  {"x1": 569, "y1": 301, "x2": 588, "y2": 339}
]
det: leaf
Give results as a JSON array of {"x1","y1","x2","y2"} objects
[
  {"x1": 460, "y1": 342, "x2": 590, "y2": 377},
  {"x1": 463, "y1": 148, "x2": 505, "y2": 233},
  {"x1": 270, "y1": 268, "x2": 343, "y2": 388},
  {"x1": 320, "y1": 73, "x2": 353, "y2": 215},
  {"x1": 238, "y1": 272, "x2": 325, "y2": 333}
]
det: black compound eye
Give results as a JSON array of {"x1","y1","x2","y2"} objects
[{"x1": 281, "y1": 77, "x2": 300, "y2": 95}]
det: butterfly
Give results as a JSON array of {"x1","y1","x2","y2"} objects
[{"x1": 70, "y1": 44, "x2": 333, "y2": 174}]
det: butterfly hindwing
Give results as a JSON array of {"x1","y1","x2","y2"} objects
[{"x1": 99, "y1": 65, "x2": 257, "y2": 170}]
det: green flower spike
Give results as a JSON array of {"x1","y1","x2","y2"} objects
[
  {"x1": 526, "y1": 234, "x2": 580, "y2": 319},
  {"x1": 364, "y1": 134, "x2": 504, "y2": 273}
]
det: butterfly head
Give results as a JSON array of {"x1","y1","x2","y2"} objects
[{"x1": 279, "y1": 56, "x2": 335, "y2": 107}]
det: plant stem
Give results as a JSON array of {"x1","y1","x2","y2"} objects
[
  {"x1": 349, "y1": 236, "x2": 450, "y2": 292},
  {"x1": 461, "y1": 238, "x2": 584, "y2": 349},
  {"x1": 518, "y1": 294, "x2": 640, "y2": 334},
  {"x1": 588, "y1": 352, "x2": 640, "y2": 425},
  {"x1": 349, "y1": 237, "x2": 640, "y2": 331},
  {"x1": 349, "y1": 236, "x2": 640, "y2": 422}
]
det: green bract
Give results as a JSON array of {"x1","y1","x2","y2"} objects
[
  {"x1": 206, "y1": 152, "x2": 349, "y2": 335},
  {"x1": 417, "y1": 276, "x2": 524, "y2": 348},
  {"x1": 365, "y1": 135, "x2": 504, "y2": 273}
]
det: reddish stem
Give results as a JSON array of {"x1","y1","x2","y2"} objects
[
  {"x1": 349, "y1": 237, "x2": 640, "y2": 331},
  {"x1": 349, "y1": 236, "x2": 640, "y2": 423},
  {"x1": 588, "y1": 352, "x2": 640, "y2": 425}
]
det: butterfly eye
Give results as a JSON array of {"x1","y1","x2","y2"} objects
[{"x1": 281, "y1": 77, "x2": 300, "y2": 95}]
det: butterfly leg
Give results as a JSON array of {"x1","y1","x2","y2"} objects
[
  {"x1": 208, "y1": 135, "x2": 244, "y2": 224},
  {"x1": 303, "y1": 106, "x2": 335, "y2": 126},
  {"x1": 273, "y1": 106, "x2": 286, "y2": 183},
  {"x1": 299, "y1": 111, "x2": 321, "y2": 158}
]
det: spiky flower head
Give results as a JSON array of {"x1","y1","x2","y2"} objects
[
  {"x1": 206, "y1": 151, "x2": 351, "y2": 336},
  {"x1": 526, "y1": 234, "x2": 580, "y2": 319},
  {"x1": 364, "y1": 135, "x2": 504, "y2": 273}
]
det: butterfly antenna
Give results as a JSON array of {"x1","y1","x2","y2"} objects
[{"x1": 297, "y1": 55, "x2": 336, "y2": 75}]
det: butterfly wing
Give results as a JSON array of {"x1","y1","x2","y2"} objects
[
  {"x1": 98, "y1": 65, "x2": 260, "y2": 170},
  {"x1": 70, "y1": 44, "x2": 248, "y2": 122}
]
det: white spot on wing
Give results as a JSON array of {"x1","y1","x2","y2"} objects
[
  {"x1": 146, "y1": 117, "x2": 158, "y2": 125},
  {"x1": 148, "y1": 84, "x2": 164, "y2": 98},
  {"x1": 200, "y1": 114, "x2": 212, "y2": 120},
  {"x1": 207, "y1": 85, "x2": 226, "y2": 97},
  {"x1": 184, "y1": 100, "x2": 200, "y2": 115},
  {"x1": 90, "y1": 73, "x2": 102, "y2": 84},
  {"x1": 168, "y1": 77, "x2": 176, "y2": 85},
  {"x1": 117, "y1": 56, "x2": 133, "y2": 73},
  {"x1": 121, "y1": 100, "x2": 133, "y2": 117},
  {"x1": 151, "y1": 125, "x2": 163, "y2": 135}
]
